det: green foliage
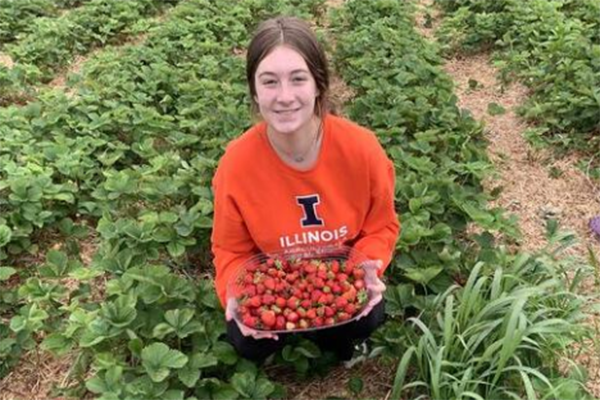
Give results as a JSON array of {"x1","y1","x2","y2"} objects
[
  {"x1": 435, "y1": 0, "x2": 600, "y2": 166},
  {"x1": 331, "y1": 0, "x2": 519, "y2": 293},
  {"x1": 0, "y1": 0, "x2": 57, "y2": 45},
  {"x1": 0, "y1": 0, "x2": 596, "y2": 398},
  {"x1": 390, "y1": 234, "x2": 594, "y2": 399}
]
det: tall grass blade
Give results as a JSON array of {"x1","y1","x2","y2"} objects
[{"x1": 390, "y1": 346, "x2": 416, "y2": 400}]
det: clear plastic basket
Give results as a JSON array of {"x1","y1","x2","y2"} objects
[{"x1": 227, "y1": 245, "x2": 372, "y2": 334}]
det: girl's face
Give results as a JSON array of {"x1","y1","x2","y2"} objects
[{"x1": 254, "y1": 45, "x2": 319, "y2": 136}]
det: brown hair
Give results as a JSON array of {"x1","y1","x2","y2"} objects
[{"x1": 246, "y1": 16, "x2": 330, "y2": 117}]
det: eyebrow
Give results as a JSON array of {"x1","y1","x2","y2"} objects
[{"x1": 258, "y1": 69, "x2": 309, "y2": 78}]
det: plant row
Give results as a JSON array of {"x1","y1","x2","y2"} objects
[
  {"x1": 331, "y1": 0, "x2": 593, "y2": 399},
  {"x1": 0, "y1": 0, "x2": 180, "y2": 106},
  {"x1": 0, "y1": 0, "x2": 90, "y2": 47},
  {"x1": 1, "y1": 0, "x2": 327, "y2": 397},
  {"x1": 435, "y1": 0, "x2": 600, "y2": 168}
]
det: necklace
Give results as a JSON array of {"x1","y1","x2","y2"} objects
[{"x1": 268, "y1": 119, "x2": 323, "y2": 163}]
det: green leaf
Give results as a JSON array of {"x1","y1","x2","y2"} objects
[
  {"x1": 213, "y1": 341, "x2": 238, "y2": 365},
  {"x1": 141, "y1": 343, "x2": 188, "y2": 383},
  {"x1": 403, "y1": 266, "x2": 443, "y2": 285},
  {"x1": 231, "y1": 371, "x2": 255, "y2": 398},
  {"x1": 0, "y1": 267, "x2": 17, "y2": 281},
  {"x1": 167, "y1": 241, "x2": 186, "y2": 258},
  {"x1": 178, "y1": 365, "x2": 201, "y2": 388},
  {"x1": 348, "y1": 377, "x2": 364, "y2": 394},
  {"x1": 487, "y1": 102, "x2": 506, "y2": 116},
  {"x1": 0, "y1": 225, "x2": 12, "y2": 247}
]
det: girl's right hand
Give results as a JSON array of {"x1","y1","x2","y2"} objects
[{"x1": 226, "y1": 298, "x2": 279, "y2": 340}]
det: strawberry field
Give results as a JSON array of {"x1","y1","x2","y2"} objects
[{"x1": 0, "y1": 0, "x2": 598, "y2": 399}]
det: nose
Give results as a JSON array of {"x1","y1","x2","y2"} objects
[{"x1": 276, "y1": 81, "x2": 294, "y2": 103}]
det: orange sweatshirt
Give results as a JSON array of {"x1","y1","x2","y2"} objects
[{"x1": 211, "y1": 114, "x2": 400, "y2": 307}]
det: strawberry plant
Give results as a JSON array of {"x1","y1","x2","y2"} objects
[
  {"x1": 331, "y1": 0, "x2": 519, "y2": 294},
  {"x1": 0, "y1": 0, "x2": 57, "y2": 46}
]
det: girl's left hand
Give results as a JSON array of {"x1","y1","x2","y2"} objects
[{"x1": 356, "y1": 259, "x2": 386, "y2": 320}]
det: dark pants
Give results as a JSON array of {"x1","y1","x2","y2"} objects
[{"x1": 226, "y1": 300, "x2": 386, "y2": 363}]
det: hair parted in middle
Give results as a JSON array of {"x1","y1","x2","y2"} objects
[{"x1": 246, "y1": 16, "x2": 330, "y2": 117}]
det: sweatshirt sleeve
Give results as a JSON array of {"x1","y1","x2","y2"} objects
[
  {"x1": 352, "y1": 145, "x2": 400, "y2": 276},
  {"x1": 211, "y1": 165, "x2": 258, "y2": 309}
]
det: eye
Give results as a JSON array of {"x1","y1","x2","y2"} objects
[
  {"x1": 262, "y1": 79, "x2": 277, "y2": 86},
  {"x1": 292, "y1": 76, "x2": 307, "y2": 83}
]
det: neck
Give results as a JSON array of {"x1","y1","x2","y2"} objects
[{"x1": 267, "y1": 116, "x2": 321, "y2": 160}]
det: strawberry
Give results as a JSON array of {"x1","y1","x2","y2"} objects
[
  {"x1": 298, "y1": 319, "x2": 309, "y2": 329},
  {"x1": 337, "y1": 312, "x2": 351, "y2": 322},
  {"x1": 262, "y1": 294, "x2": 275, "y2": 305},
  {"x1": 248, "y1": 295, "x2": 262, "y2": 308},
  {"x1": 275, "y1": 297, "x2": 286, "y2": 308},
  {"x1": 256, "y1": 283, "x2": 266, "y2": 294},
  {"x1": 264, "y1": 278, "x2": 276, "y2": 291},
  {"x1": 287, "y1": 311, "x2": 299, "y2": 323},
  {"x1": 243, "y1": 315, "x2": 257, "y2": 328},
  {"x1": 331, "y1": 260, "x2": 340, "y2": 273},
  {"x1": 353, "y1": 268, "x2": 365, "y2": 279},
  {"x1": 354, "y1": 279, "x2": 365, "y2": 290},
  {"x1": 276, "y1": 316, "x2": 286, "y2": 330},
  {"x1": 287, "y1": 296, "x2": 300, "y2": 310},
  {"x1": 261, "y1": 310, "x2": 276, "y2": 327},
  {"x1": 335, "y1": 296, "x2": 348, "y2": 309},
  {"x1": 345, "y1": 303, "x2": 357, "y2": 315}
]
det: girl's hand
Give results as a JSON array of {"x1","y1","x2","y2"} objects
[
  {"x1": 356, "y1": 259, "x2": 386, "y2": 320},
  {"x1": 226, "y1": 298, "x2": 279, "y2": 340}
]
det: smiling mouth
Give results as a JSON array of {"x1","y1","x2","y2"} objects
[{"x1": 275, "y1": 108, "x2": 299, "y2": 114}]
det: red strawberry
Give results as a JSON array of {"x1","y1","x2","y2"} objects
[
  {"x1": 262, "y1": 294, "x2": 275, "y2": 305},
  {"x1": 256, "y1": 283, "x2": 266, "y2": 294},
  {"x1": 261, "y1": 310, "x2": 276, "y2": 328},
  {"x1": 337, "y1": 312, "x2": 351, "y2": 322},
  {"x1": 243, "y1": 315, "x2": 257, "y2": 328},
  {"x1": 353, "y1": 268, "x2": 365, "y2": 279},
  {"x1": 244, "y1": 285, "x2": 257, "y2": 297},
  {"x1": 345, "y1": 303, "x2": 357, "y2": 315},
  {"x1": 287, "y1": 311, "x2": 299, "y2": 323},
  {"x1": 275, "y1": 297, "x2": 286, "y2": 308},
  {"x1": 264, "y1": 278, "x2": 276, "y2": 291},
  {"x1": 276, "y1": 316, "x2": 286, "y2": 330},
  {"x1": 331, "y1": 260, "x2": 340, "y2": 273},
  {"x1": 248, "y1": 295, "x2": 262, "y2": 308},
  {"x1": 335, "y1": 297, "x2": 349, "y2": 309},
  {"x1": 287, "y1": 296, "x2": 299, "y2": 310}
]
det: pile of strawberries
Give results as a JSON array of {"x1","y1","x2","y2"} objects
[{"x1": 233, "y1": 257, "x2": 369, "y2": 331}]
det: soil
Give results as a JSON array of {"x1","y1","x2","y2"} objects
[{"x1": 0, "y1": 52, "x2": 14, "y2": 68}]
